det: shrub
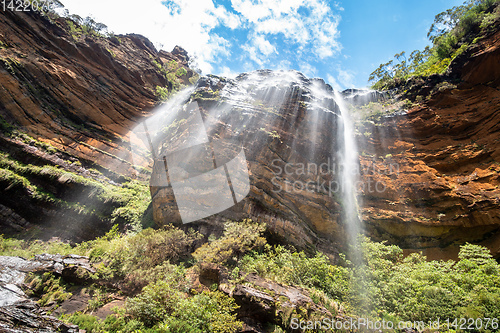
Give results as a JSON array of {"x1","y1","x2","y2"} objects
[
  {"x1": 126, "y1": 280, "x2": 242, "y2": 332},
  {"x1": 155, "y1": 85, "x2": 171, "y2": 102},
  {"x1": 239, "y1": 237, "x2": 500, "y2": 323},
  {"x1": 239, "y1": 245, "x2": 350, "y2": 301},
  {"x1": 126, "y1": 280, "x2": 181, "y2": 327},
  {"x1": 349, "y1": 237, "x2": 500, "y2": 321},
  {"x1": 0, "y1": 234, "x2": 78, "y2": 259},
  {"x1": 62, "y1": 312, "x2": 152, "y2": 333},
  {"x1": 24, "y1": 272, "x2": 72, "y2": 306},
  {"x1": 88, "y1": 226, "x2": 200, "y2": 285},
  {"x1": 163, "y1": 291, "x2": 242, "y2": 333},
  {"x1": 193, "y1": 219, "x2": 266, "y2": 265}
]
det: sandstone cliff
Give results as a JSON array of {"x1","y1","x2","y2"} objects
[
  {"x1": 1, "y1": 7, "x2": 500, "y2": 261},
  {"x1": 0, "y1": 9, "x2": 194, "y2": 240},
  {"x1": 146, "y1": 32, "x2": 500, "y2": 259},
  {"x1": 357, "y1": 29, "x2": 500, "y2": 259}
]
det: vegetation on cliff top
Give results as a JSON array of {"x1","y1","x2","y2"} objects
[{"x1": 369, "y1": 0, "x2": 500, "y2": 90}]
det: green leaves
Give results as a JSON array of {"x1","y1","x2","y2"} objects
[
  {"x1": 193, "y1": 219, "x2": 266, "y2": 265},
  {"x1": 240, "y1": 236, "x2": 500, "y2": 323},
  {"x1": 369, "y1": 0, "x2": 500, "y2": 89},
  {"x1": 126, "y1": 281, "x2": 242, "y2": 332}
]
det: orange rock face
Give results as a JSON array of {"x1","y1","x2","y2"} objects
[
  {"x1": 0, "y1": 10, "x2": 194, "y2": 240},
  {"x1": 357, "y1": 30, "x2": 500, "y2": 259},
  {"x1": 0, "y1": 10, "x2": 193, "y2": 174}
]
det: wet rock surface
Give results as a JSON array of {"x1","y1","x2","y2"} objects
[
  {"x1": 0, "y1": 300, "x2": 81, "y2": 333},
  {"x1": 342, "y1": 88, "x2": 390, "y2": 106},
  {"x1": 147, "y1": 29, "x2": 500, "y2": 258},
  {"x1": 0, "y1": 254, "x2": 94, "y2": 332},
  {"x1": 148, "y1": 70, "x2": 346, "y2": 254}
]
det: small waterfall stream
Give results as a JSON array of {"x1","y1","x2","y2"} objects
[{"x1": 334, "y1": 90, "x2": 362, "y2": 254}]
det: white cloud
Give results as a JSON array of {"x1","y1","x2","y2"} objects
[
  {"x1": 299, "y1": 63, "x2": 317, "y2": 77},
  {"x1": 337, "y1": 67, "x2": 355, "y2": 88},
  {"x1": 326, "y1": 66, "x2": 356, "y2": 91},
  {"x1": 60, "y1": 0, "x2": 238, "y2": 73},
  {"x1": 233, "y1": 0, "x2": 341, "y2": 60},
  {"x1": 253, "y1": 34, "x2": 276, "y2": 56},
  {"x1": 327, "y1": 74, "x2": 342, "y2": 91},
  {"x1": 217, "y1": 66, "x2": 239, "y2": 78},
  {"x1": 274, "y1": 59, "x2": 292, "y2": 70},
  {"x1": 59, "y1": 0, "x2": 343, "y2": 76}
]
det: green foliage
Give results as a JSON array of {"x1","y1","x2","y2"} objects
[
  {"x1": 189, "y1": 73, "x2": 200, "y2": 85},
  {"x1": 347, "y1": 237, "x2": 500, "y2": 322},
  {"x1": 85, "y1": 286, "x2": 114, "y2": 313},
  {"x1": 166, "y1": 290, "x2": 243, "y2": 333},
  {"x1": 3, "y1": 220, "x2": 499, "y2": 332},
  {"x1": 0, "y1": 56, "x2": 22, "y2": 76},
  {"x1": 126, "y1": 279, "x2": 183, "y2": 327},
  {"x1": 175, "y1": 67, "x2": 188, "y2": 78},
  {"x1": 88, "y1": 226, "x2": 200, "y2": 289},
  {"x1": 193, "y1": 219, "x2": 267, "y2": 265},
  {"x1": 260, "y1": 128, "x2": 281, "y2": 139},
  {"x1": 0, "y1": 152, "x2": 151, "y2": 229},
  {"x1": 0, "y1": 235, "x2": 77, "y2": 258},
  {"x1": 151, "y1": 58, "x2": 191, "y2": 103},
  {"x1": 239, "y1": 237, "x2": 500, "y2": 325},
  {"x1": 62, "y1": 312, "x2": 153, "y2": 333},
  {"x1": 126, "y1": 280, "x2": 242, "y2": 332},
  {"x1": 25, "y1": 272, "x2": 72, "y2": 306},
  {"x1": 4, "y1": 213, "x2": 499, "y2": 332},
  {"x1": 240, "y1": 245, "x2": 350, "y2": 302},
  {"x1": 62, "y1": 12, "x2": 109, "y2": 40},
  {"x1": 155, "y1": 85, "x2": 171, "y2": 102},
  {"x1": 369, "y1": 0, "x2": 500, "y2": 89},
  {"x1": 0, "y1": 115, "x2": 14, "y2": 133},
  {"x1": 108, "y1": 180, "x2": 151, "y2": 230}
]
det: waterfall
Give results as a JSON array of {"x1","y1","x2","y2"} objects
[
  {"x1": 334, "y1": 90, "x2": 373, "y2": 317},
  {"x1": 334, "y1": 90, "x2": 362, "y2": 247},
  {"x1": 129, "y1": 70, "x2": 364, "y2": 249}
]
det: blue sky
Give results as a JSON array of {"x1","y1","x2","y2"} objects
[{"x1": 60, "y1": 0, "x2": 464, "y2": 89}]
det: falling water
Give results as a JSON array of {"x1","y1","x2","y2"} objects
[
  {"x1": 334, "y1": 90, "x2": 373, "y2": 317},
  {"x1": 334, "y1": 90, "x2": 362, "y2": 248},
  {"x1": 130, "y1": 69, "x2": 363, "y2": 244}
]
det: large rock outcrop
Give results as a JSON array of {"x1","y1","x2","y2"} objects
[
  {"x1": 0, "y1": 254, "x2": 95, "y2": 332},
  {"x1": 2, "y1": 6, "x2": 500, "y2": 260},
  {"x1": 146, "y1": 31, "x2": 500, "y2": 259},
  {"x1": 0, "y1": 9, "x2": 193, "y2": 172},
  {"x1": 145, "y1": 70, "x2": 348, "y2": 255}
]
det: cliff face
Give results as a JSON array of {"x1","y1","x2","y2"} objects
[
  {"x1": 148, "y1": 71, "x2": 345, "y2": 255},
  {"x1": 147, "y1": 30, "x2": 500, "y2": 259},
  {"x1": 1, "y1": 8, "x2": 500, "y2": 259},
  {"x1": 357, "y1": 30, "x2": 500, "y2": 259},
  {"x1": 0, "y1": 10, "x2": 194, "y2": 240},
  {"x1": 0, "y1": 10, "x2": 194, "y2": 170}
]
